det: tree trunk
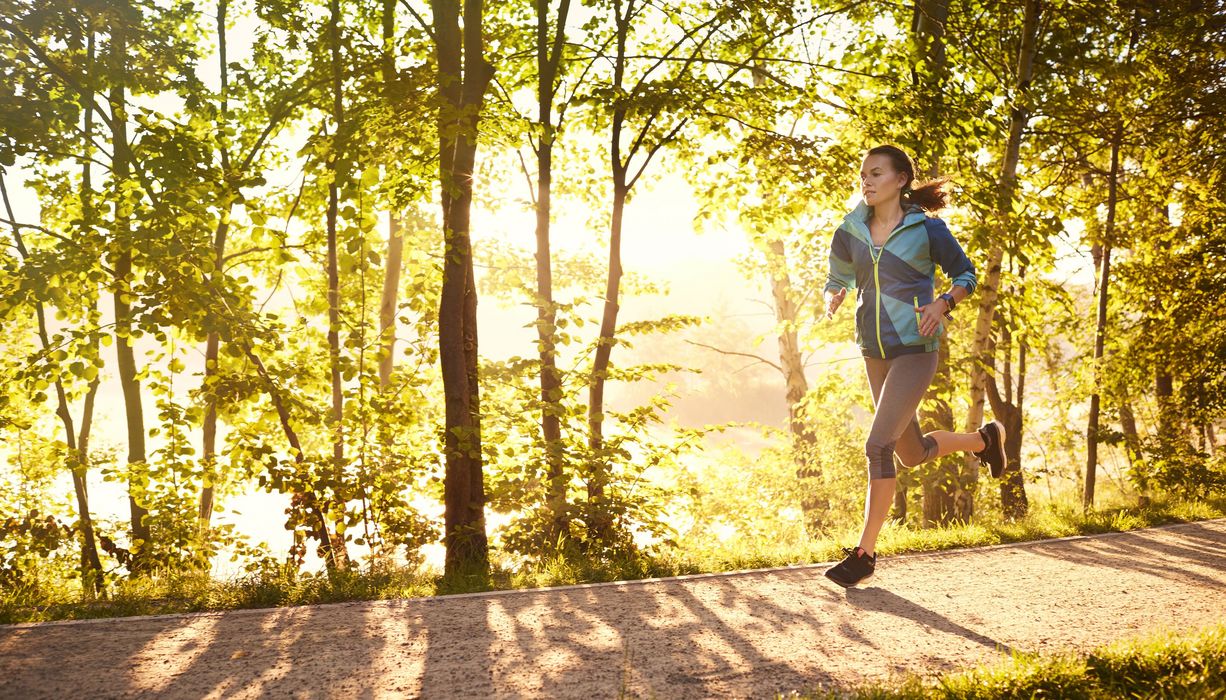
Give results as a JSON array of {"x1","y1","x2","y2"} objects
[
  {"x1": 432, "y1": 0, "x2": 494, "y2": 578},
  {"x1": 1084, "y1": 123, "x2": 1123, "y2": 509},
  {"x1": 764, "y1": 238, "x2": 827, "y2": 534},
  {"x1": 1155, "y1": 370, "x2": 1179, "y2": 443},
  {"x1": 199, "y1": 0, "x2": 232, "y2": 532},
  {"x1": 318, "y1": 0, "x2": 351, "y2": 571},
  {"x1": 984, "y1": 264, "x2": 1029, "y2": 519},
  {"x1": 587, "y1": 178, "x2": 626, "y2": 544},
  {"x1": 108, "y1": 9, "x2": 152, "y2": 568},
  {"x1": 378, "y1": 0, "x2": 405, "y2": 390},
  {"x1": 910, "y1": 0, "x2": 971, "y2": 525},
  {"x1": 76, "y1": 373, "x2": 103, "y2": 591},
  {"x1": 986, "y1": 319, "x2": 1028, "y2": 519},
  {"x1": 535, "y1": 0, "x2": 573, "y2": 548},
  {"x1": 1119, "y1": 400, "x2": 1143, "y2": 467},
  {"x1": 586, "y1": 2, "x2": 632, "y2": 546},
  {"x1": 378, "y1": 214, "x2": 405, "y2": 388},
  {"x1": 963, "y1": 0, "x2": 1040, "y2": 499}
]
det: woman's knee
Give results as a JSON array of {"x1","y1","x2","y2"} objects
[
  {"x1": 895, "y1": 434, "x2": 939, "y2": 468},
  {"x1": 895, "y1": 445, "x2": 924, "y2": 468},
  {"x1": 864, "y1": 438, "x2": 898, "y2": 479}
]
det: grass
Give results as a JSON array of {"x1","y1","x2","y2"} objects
[
  {"x1": 2, "y1": 494, "x2": 1224, "y2": 625},
  {"x1": 596, "y1": 494, "x2": 1226, "y2": 586},
  {"x1": 790, "y1": 622, "x2": 1226, "y2": 699}
]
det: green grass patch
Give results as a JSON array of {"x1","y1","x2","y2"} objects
[
  {"x1": 0, "y1": 563, "x2": 438, "y2": 624},
  {"x1": 643, "y1": 494, "x2": 1226, "y2": 581},
  {"x1": 792, "y1": 622, "x2": 1226, "y2": 699},
  {"x1": 3, "y1": 494, "x2": 1223, "y2": 625}
]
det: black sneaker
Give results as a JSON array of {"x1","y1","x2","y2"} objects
[
  {"x1": 974, "y1": 419, "x2": 1007, "y2": 478},
  {"x1": 824, "y1": 546, "x2": 876, "y2": 587}
]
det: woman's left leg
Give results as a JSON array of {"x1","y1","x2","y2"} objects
[
  {"x1": 856, "y1": 351, "x2": 939, "y2": 555},
  {"x1": 927, "y1": 430, "x2": 987, "y2": 458}
]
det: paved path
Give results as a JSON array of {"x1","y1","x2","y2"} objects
[{"x1": 3, "y1": 519, "x2": 1225, "y2": 699}]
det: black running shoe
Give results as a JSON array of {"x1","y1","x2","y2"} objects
[
  {"x1": 824, "y1": 546, "x2": 876, "y2": 587},
  {"x1": 974, "y1": 419, "x2": 1007, "y2": 478}
]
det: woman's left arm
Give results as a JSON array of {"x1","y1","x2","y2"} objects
[
  {"x1": 926, "y1": 217, "x2": 977, "y2": 302},
  {"x1": 916, "y1": 218, "x2": 978, "y2": 335}
]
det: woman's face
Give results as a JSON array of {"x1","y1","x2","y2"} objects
[{"x1": 859, "y1": 154, "x2": 909, "y2": 208}]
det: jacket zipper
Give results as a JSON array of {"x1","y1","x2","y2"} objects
[
  {"x1": 914, "y1": 295, "x2": 922, "y2": 337},
  {"x1": 870, "y1": 245, "x2": 886, "y2": 358}
]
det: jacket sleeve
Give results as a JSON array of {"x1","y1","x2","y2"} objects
[
  {"x1": 925, "y1": 218, "x2": 977, "y2": 294},
  {"x1": 824, "y1": 227, "x2": 856, "y2": 293}
]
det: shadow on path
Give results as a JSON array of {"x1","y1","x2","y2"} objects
[{"x1": 844, "y1": 587, "x2": 1017, "y2": 656}]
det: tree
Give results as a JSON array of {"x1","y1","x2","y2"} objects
[{"x1": 431, "y1": 0, "x2": 495, "y2": 579}]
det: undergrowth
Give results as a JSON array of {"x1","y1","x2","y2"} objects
[{"x1": 3, "y1": 494, "x2": 1223, "y2": 625}]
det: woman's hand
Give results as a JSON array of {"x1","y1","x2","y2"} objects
[
  {"x1": 824, "y1": 288, "x2": 847, "y2": 320},
  {"x1": 914, "y1": 300, "x2": 949, "y2": 337}
]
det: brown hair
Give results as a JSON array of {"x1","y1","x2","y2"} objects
[{"x1": 865, "y1": 144, "x2": 952, "y2": 213}]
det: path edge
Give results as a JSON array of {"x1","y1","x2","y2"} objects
[{"x1": 4, "y1": 517, "x2": 1223, "y2": 630}]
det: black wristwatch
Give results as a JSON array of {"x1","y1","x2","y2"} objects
[{"x1": 938, "y1": 293, "x2": 956, "y2": 320}]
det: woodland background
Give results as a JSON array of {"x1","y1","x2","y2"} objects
[{"x1": 1, "y1": 0, "x2": 1224, "y2": 602}]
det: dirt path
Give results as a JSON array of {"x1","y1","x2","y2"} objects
[{"x1": 3, "y1": 519, "x2": 1225, "y2": 699}]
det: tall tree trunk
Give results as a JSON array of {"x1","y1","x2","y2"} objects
[
  {"x1": 75, "y1": 28, "x2": 105, "y2": 591},
  {"x1": 378, "y1": 0, "x2": 404, "y2": 390},
  {"x1": 963, "y1": 0, "x2": 1041, "y2": 504},
  {"x1": 1119, "y1": 399, "x2": 1149, "y2": 506},
  {"x1": 586, "y1": 178, "x2": 626, "y2": 544},
  {"x1": 986, "y1": 272, "x2": 1029, "y2": 519},
  {"x1": 1084, "y1": 123, "x2": 1124, "y2": 509},
  {"x1": 586, "y1": 0, "x2": 632, "y2": 546},
  {"x1": 534, "y1": 0, "x2": 573, "y2": 548},
  {"x1": 765, "y1": 238, "x2": 827, "y2": 534},
  {"x1": 1119, "y1": 400, "x2": 1143, "y2": 466},
  {"x1": 108, "y1": 8, "x2": 152, "y2": 568},
  {"x1": 322, "y1": 0, "x2": 351, "y2": 571},
  {"x1": 432, "y1": 0, "x2": 494, "y2": 578},
  {"x1": 76, "y1": 371, "x2": 103, "y2": 591},
  {"x1": 379, "y1": 217, "x2": 404, "y2": 389},
  {"x1": 910, "y1": 0, "x2": 967, "y2": 525},
  {"x1": 199, "y1": 0, "x2": 232, "y2": 532}
]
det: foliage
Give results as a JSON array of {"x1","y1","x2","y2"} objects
[{"x1": 0, "y1": 0, "x2": 1223, "y2": 605}]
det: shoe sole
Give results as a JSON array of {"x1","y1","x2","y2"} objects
[
  {"x1": 989, "y1": 420, "x2": 1007, "y2": 478},
  {"x1": 824, "y1": 570, "x2": 874, "y2": 588}
]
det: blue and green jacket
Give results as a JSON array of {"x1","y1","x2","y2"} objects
[{"x1": 824, "y1": 199, "x2": 977, "y2": 359}]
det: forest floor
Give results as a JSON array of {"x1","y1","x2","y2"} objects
[{"x1": 2, "y1": 518, "x2": 1224, "y2": 699}]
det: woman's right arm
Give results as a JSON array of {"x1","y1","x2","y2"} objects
[{"x1": 824, "y1": 227, "x2": 856, "y2": 319}]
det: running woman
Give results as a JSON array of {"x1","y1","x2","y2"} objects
[{"x1": 821, "y1": 144, "x2": 1008, "y2": 588}]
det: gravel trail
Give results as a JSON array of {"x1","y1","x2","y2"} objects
[{"x1": 3, "y1": 519, "x2": 1224, "y2": 699}]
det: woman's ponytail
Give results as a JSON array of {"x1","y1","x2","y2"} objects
[
  {"x1": 866, "y1": 144, "x2": 953, "y2": 213},
  {"x1": 904, "y1": 175, "x2": 952, "y2": 212}
]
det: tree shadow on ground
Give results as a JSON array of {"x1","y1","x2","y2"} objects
[
  {"x1": 1023, "y1": 525, "x2": 1226, "y2": 591},
  {"x1": 843, "y1": 586, "x2": 1017, "y2": 655}
]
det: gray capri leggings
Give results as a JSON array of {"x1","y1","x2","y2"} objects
[{"x1": 863, "y1": 351, "x2": 940, "y2": 479}]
